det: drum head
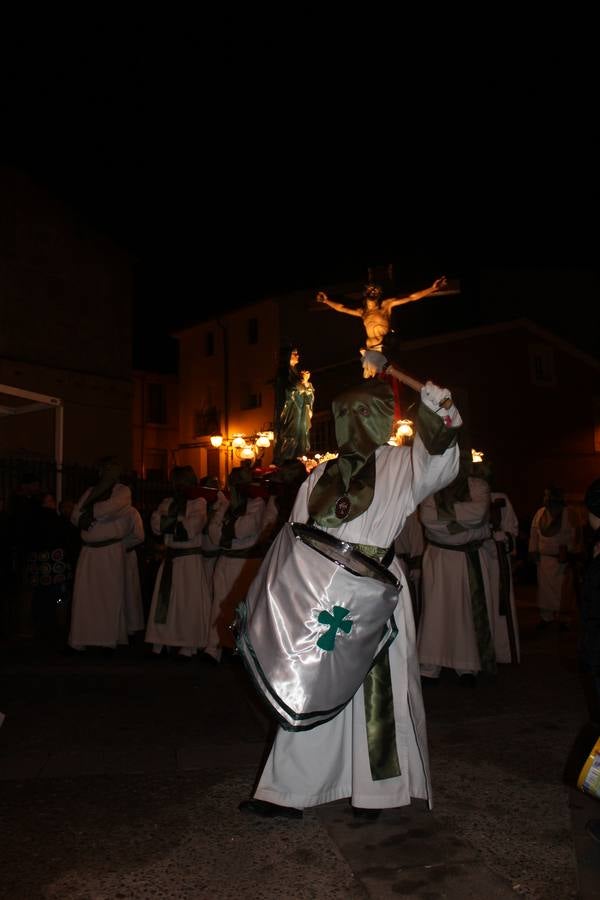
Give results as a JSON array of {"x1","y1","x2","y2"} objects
[{"x1": 291, "y1": 522, "x2": 398, "y2": 587}]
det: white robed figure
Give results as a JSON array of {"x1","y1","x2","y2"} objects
[
  {"x1": 418, "y1": 463, "x2": 496, "y2": 680},
  {"x1": 238, "y1": 377, "x2": 461, "y2": 818},
  {"x1": 69, "y1": 459, "x2": 132, "y2": 650},
  {"x1": 482, "y1": 490, "x2": 521, "y2": 663},
  {"x1": 205, "y1": 467, "x2": 274, "y2": 663},
  {"x1": 529, "y1": 487, "x2": 577, "y2": 625},
  {"x1": 145, "y1": 466, "x2": 211, "y2": 657}
]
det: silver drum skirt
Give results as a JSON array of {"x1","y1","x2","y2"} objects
[{"x1": 235, "y1": 522, "x2": 400, "y2": 730}]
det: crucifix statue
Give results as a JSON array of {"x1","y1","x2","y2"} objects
[{"x1": 316, "y1": 275, "x2": 458, "y2": 378}]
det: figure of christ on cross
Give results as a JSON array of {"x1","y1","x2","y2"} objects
[{"x1": 316, "y1": 276, "x2": 457, "y2": 378}]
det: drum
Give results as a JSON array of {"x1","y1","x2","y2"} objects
[{"x1": 235, "y1": 522, "x2": 400, "y2": 730}]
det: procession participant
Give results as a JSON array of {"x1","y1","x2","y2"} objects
[
  {"x1": 418, "y1": 447, "x2": 495, "y2": 686},
  {"x1": 69, "y1": 458, "x2": 132, "y2": 651},
  {"x1": 238, "y1": 375, "x2": 461, "y2": 819},
  {"x1": 145, "y1": 466, "x2": 211, "y2": 658},
  {"x1": 529, "y1": 487, "x2": 576, "y2": 629},
  {"x1": 204, "y1": 466, "x2": 271, "y2": 663}
]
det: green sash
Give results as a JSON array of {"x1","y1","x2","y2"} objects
[
  {"x1": 427, "y1": 538, "x2": 497, "y2": 674},
  {"x1": 350, "y1": 541, "x2": 401, "y2": 781}
]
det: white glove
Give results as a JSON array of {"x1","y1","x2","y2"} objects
[
  {"x1": 360, "y1": 349, "x2": 387, "y2": 378},
  {"x1": 421, "y1": 381, "x2": 452, "y2": 411},
  {"x1": 420, "y1": 381, "x2": 462, "y2": 427}
]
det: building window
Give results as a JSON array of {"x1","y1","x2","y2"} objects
[
  {"x1": 147, "y1": 383, "x2": 167, "y2": 424},
  {"x1": 240, "y1": 383, "x2": 262, "y2": 410},
  {"x1": 205, "y1": 331, "x2": 215, "y2": 356},
  {"x1": 529, "y1": 344, "x2": 557, "y2": 387},
  {"x1": 248, "y1": 318, "x2": 259, "y2": 345},
  {"x1": 194, "y1": 406, "x2": 220, "y2": 436}
]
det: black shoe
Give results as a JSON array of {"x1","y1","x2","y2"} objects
[
  {"x1": 586, "y1": 819, "x2": 600, "y2": 844},
  {"x1": 458, "y1": 674, "x2": 477, "y2": 688},
  {"x1": 352, "y1": 806, "x2": 381, "y2": 820},
  {"x1": 238, "y1": 799, "x2": 302, "y2": 819}
]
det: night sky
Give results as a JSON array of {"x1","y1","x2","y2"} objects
[{"x1": 3, "y1": 44, "x2": 597, "y2": 370}]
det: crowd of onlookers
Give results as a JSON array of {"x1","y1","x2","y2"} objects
[{"x1": 0, "y1": 463, "x2": 596, "y2": 690}]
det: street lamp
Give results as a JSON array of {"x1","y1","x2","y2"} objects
[{"x1": 210, "y1": 431, "x2": 275, "y2": 463}]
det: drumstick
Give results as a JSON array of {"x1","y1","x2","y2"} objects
[
  {"x1": 384, "y1": 365, "x2": 453, "y2": 410},
  {"x1": 384, "y1": 364, "x2": 423, "y2": 392}
]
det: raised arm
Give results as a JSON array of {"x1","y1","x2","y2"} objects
[
  {"x1": 316, "y1": 291, "x2": 363, "y2": 318},
  {"x1": 383, "y1": 276, "x2": 448, "y2": 311}
]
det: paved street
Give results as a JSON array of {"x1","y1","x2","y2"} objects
[{"x1": 1, "y1": 586, "x2": 599, "y2": 899}]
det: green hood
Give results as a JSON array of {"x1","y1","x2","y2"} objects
[{"x1": 308, "y1": 380, "x2": 394, "y2": 527}]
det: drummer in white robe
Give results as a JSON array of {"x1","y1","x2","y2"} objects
[
  {"x1": 240, "y1": 377, "x2": 461, "y2": 818},
  {"x1": 69, "y1": 459, "x2": 132, "y2": 650},
  {"x1": 145, "y1": 466, "x2": 211, "y2": 657}
]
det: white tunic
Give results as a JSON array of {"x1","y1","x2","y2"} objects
[
  {"x1": 418, "y1": 476, "x2": 494, "y2": 673},
  {"x1": 528, "y1": 507, "x2": 576, "y2": 611},
  {"x1": 69, "y1": 483, "x2": 132, "y2": 649},
  {"x1": 254, "y1": 431, "x2": 459, "y2": 810},
  {"x1": 145, "y1": 497, "x2": 211, "y2": 650}
]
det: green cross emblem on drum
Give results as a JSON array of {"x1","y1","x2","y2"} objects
[{"x1": 316, "y1": 606, "x2": 353, "y2": 651}]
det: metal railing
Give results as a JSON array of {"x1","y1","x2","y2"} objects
[{"x1": 0, "y1": 457, "x2": 171, "y2": 520}]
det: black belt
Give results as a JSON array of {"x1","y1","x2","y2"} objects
[
  {"x1": 427, "y1": 538, "x2": 484, "y2": 553},
  {"x1": 84, "y1": 537, "x2": 123, "y2": 549}
]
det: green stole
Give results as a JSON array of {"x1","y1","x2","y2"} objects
[{"x1": 351, "y1": 541, "x2": 401, "y2": 782}]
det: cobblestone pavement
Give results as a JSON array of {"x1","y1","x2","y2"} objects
[{"x1": 1, "y1": 586, "x2": 598, "y2": 899}]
